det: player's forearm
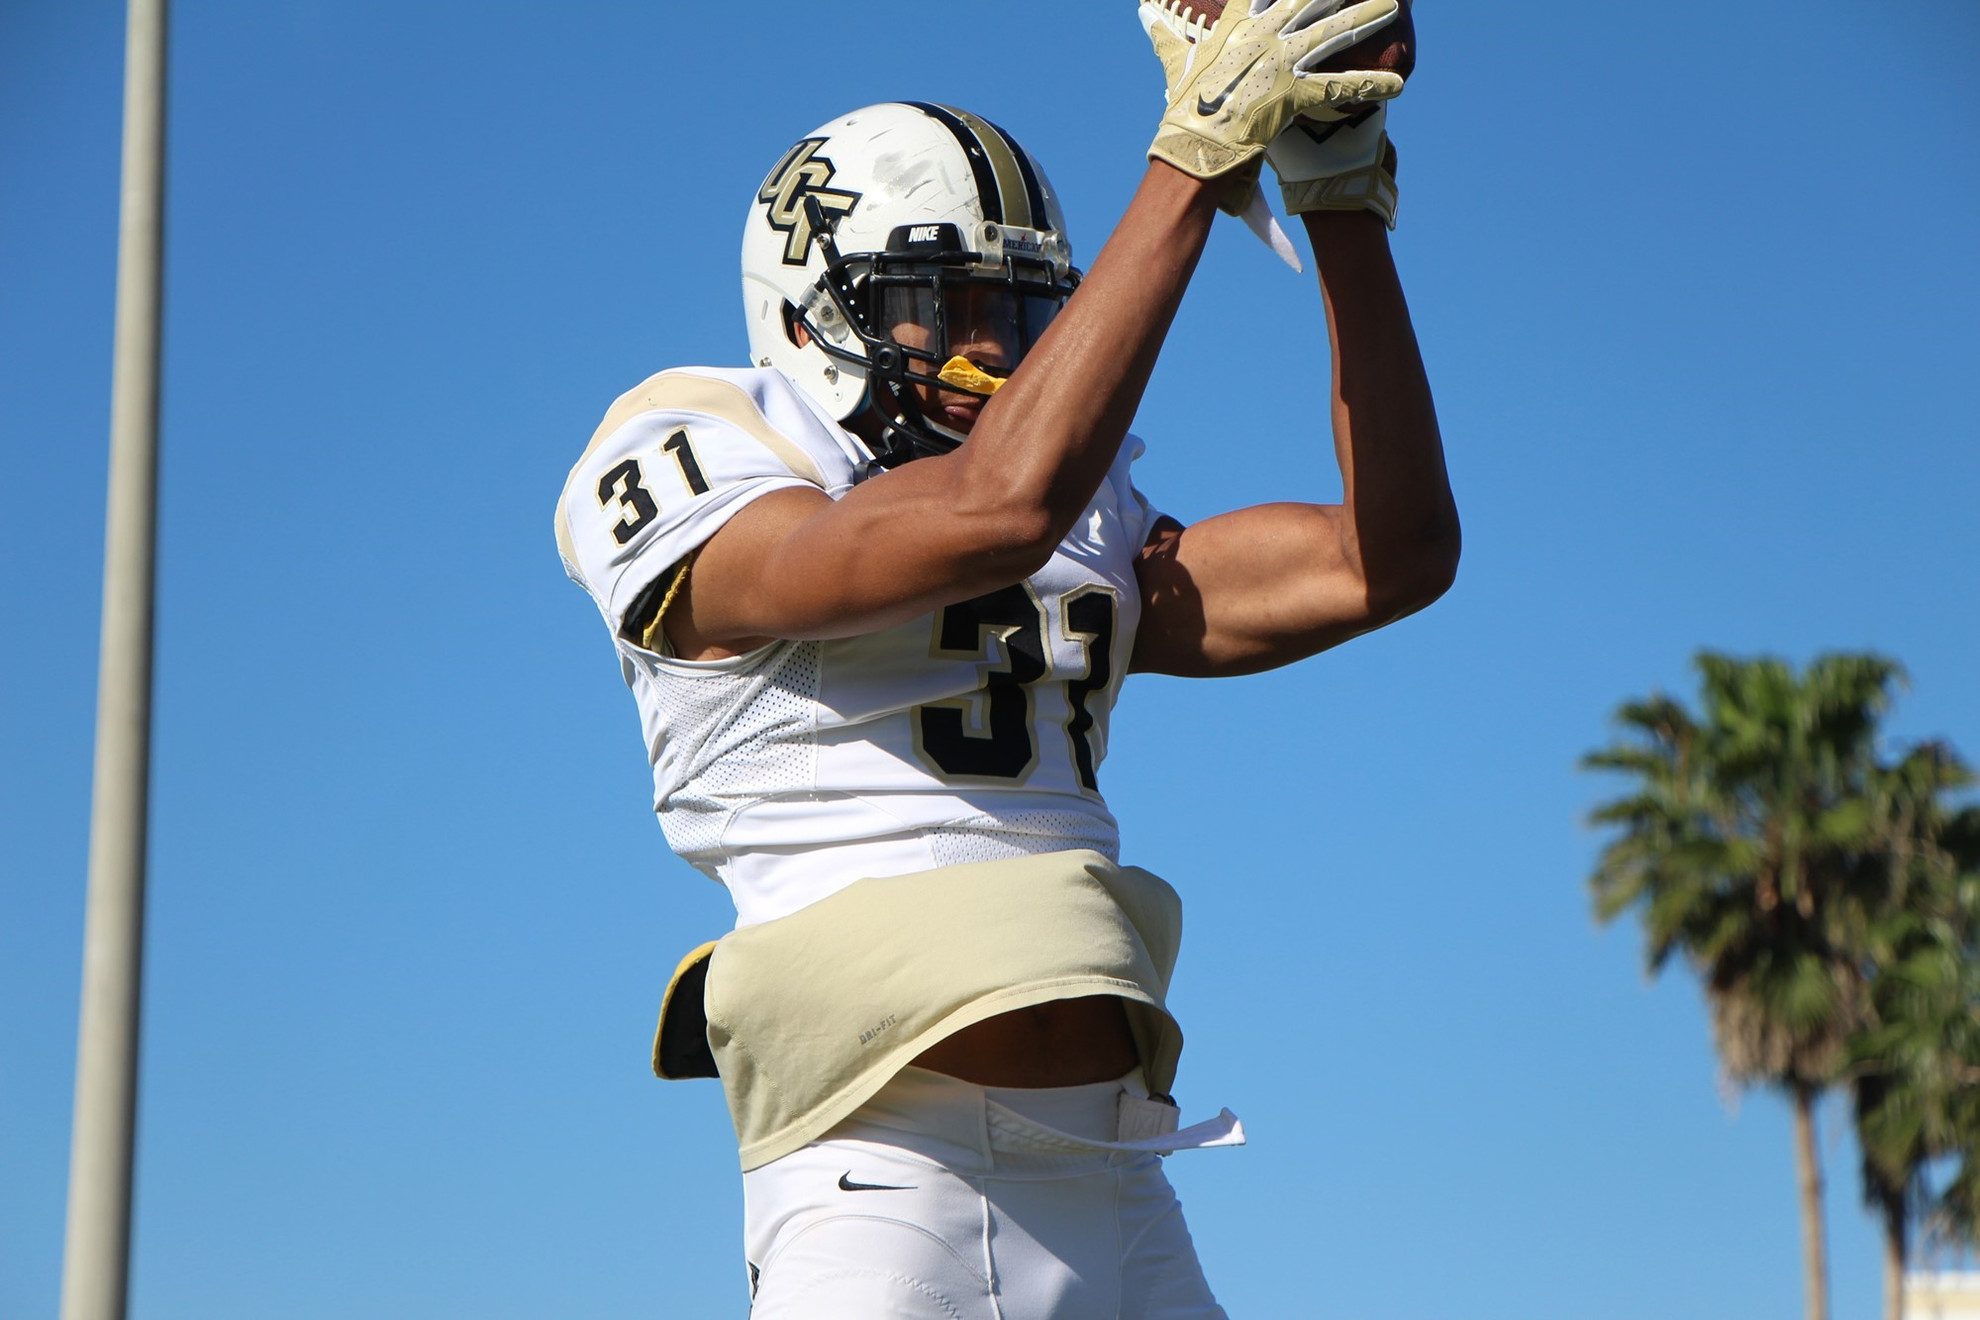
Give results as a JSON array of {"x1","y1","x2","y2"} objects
[
  {"x1": 1306, "y1": 209, "x2": 1459, "y2": 616},
  {"x1": 952, "y1": 163, "x2": 1219, "y2": 552}
]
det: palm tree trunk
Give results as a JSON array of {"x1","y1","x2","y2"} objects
[
  {"x1": 1882, "y1": 1190, "x2": 1907, "y2": 1320},
  {"x1": 1793, "y1": 1084, "x2": 1830, "y2": 1320}
]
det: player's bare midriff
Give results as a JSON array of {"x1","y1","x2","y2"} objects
[{"x1": 911, "y1": 994, "x2": 1140, "y2": 1088}]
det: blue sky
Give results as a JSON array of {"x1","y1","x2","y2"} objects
[{"x1": 4, "y1": 2, "x2": 1977, "y2": 1316}]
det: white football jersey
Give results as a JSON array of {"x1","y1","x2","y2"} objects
[{"x1": 557, "y1": 367, "x2": 1162, "y2": 928}]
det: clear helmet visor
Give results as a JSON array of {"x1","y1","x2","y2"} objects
[{"x1": 874, "y1": 277, "x2": 1065, "y2": 379}]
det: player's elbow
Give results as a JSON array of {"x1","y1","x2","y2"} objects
[
  {"x1": 1363, "y1": 514, "x2": 1461, "y2": 623},
  {"x1": 946, "y1": 474, "x2": 1065, "y2": 581},
  {"x1": 1401, "y1": 541, "x2": 1461, "y2": 613},
  {"x1": 970, "y1": 506, "x2": 1063, "y2": 582}
]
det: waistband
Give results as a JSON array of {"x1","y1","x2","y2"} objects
[{"x1": 826, "y1": 1066, "x2": 1244, "y2": 1173}]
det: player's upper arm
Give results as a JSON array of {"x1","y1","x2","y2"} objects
[
  {"x1": 673, "y1": 447, "x2": 1066, "y2": 652},
  {"x1": 1129, "y1": 501, "x2": 1411, "y2": 677},
  {"x1": 658, "y1": 415, "x2": 1101, "y2": 654}
]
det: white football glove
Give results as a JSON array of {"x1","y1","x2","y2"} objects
[
  {"x1": 1267, "y1": 107, "x2": 1400, "y2": 227},
  {"x1": 1145, "y1": 0, "x2": 1405, "y2": 198}
]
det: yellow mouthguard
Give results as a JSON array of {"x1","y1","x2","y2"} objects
[{"x1": 936, "y1": 356, "x2": 1007, "y2": 395}]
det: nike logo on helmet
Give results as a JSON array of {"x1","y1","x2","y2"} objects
[
  {"x1": 1197, "y1": 53, "x2": 1266, "y2": 115},
  {"x1": 838, "y1": 1172, "x2": 914, "y2": 1192}
]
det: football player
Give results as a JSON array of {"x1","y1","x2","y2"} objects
[{"x1": 555, "y1": 3, "x2": 1454, "y2": 1315}]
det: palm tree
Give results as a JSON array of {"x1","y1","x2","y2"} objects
[
  {"x1": 1853, "y1": 933, "x2": 1978, "y2": 1317},
  {"x1": 1849, "y1": 745, "x2": 1980, "y2": 1319},
  {"x1": 1583, "y1": 651, "x2": 1908, "y2": 1320}
]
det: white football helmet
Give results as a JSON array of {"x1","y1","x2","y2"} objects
[{"x1": 741, "y1": 103, "x2": 1080, "y2": 471}]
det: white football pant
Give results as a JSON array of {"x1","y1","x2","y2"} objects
[{"x1": 742, "y1": 1066, "x2": 1239, "y2": 1318}]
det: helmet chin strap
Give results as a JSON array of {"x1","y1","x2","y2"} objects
[
  {"x1": 837, "y1": 375, "x2": 913, "y2": 483},
  {"x1": 847, "y1": 349, "x2": 965, "y2": 482},
  {"x1": 850, "y1": 398, "x2": 945, "y2": 484},
  {"x1": 851, "y1": 426, "x2": 909, "y2": 485}
]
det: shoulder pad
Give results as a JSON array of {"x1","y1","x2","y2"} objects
[
  {"x1": 555, "y1": 367, "x2": 860, "y2": 635},
  {"x1": 587, "y1": 367, "x2": 860, "y2": 493}
]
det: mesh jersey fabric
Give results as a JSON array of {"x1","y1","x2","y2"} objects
[{"x1": 557, "y1": 366, "x2": 1165, "y2": 927}]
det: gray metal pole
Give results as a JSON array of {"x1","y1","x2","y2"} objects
[{"x1": 60, "y1": 0, "x2": 168, "y2": 1317}]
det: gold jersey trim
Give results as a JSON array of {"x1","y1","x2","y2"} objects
[{"x1": 634, "y1": 555, "x2": 695, "y2": 652}]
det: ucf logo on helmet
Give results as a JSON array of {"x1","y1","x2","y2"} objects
[{"x1": 758, "y1": 139, "x2": 862, "y2": 266}]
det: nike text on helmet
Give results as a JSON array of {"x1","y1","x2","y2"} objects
[{"x1": 741, "y1": 103, "x2": 1080, "y2": 471}]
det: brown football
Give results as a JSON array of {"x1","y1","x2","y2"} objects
[{"x1": 1154, "y1": 0, "x2": 1415, "y2": 81}]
